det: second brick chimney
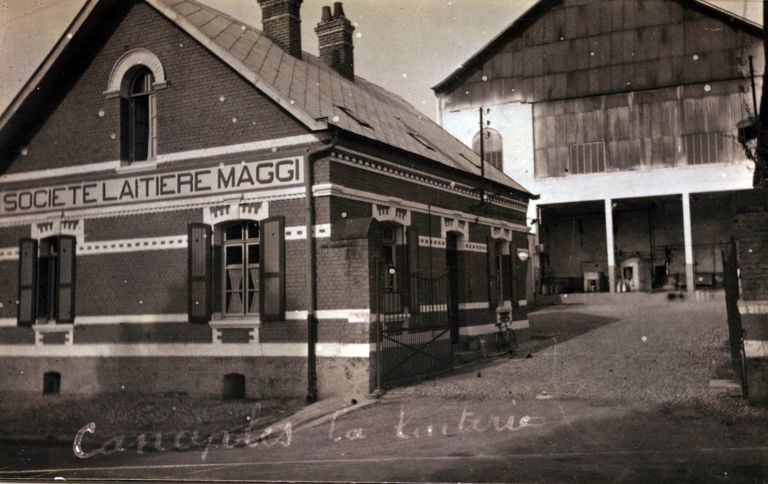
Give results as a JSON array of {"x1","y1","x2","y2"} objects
[
  {"x1": 315, "y1": 3, "x2": 355, "y2": 80},
  {"x1": 258, "y1": 0, "x2": 303, "y2": 58}
]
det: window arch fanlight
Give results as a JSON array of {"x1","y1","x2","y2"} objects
[
  {"x1": 472, "y1": 128, "x2": 503, "y2": 171},
  {"x1": 104, "y1": 49, "x2": 167, "y2": 165}
]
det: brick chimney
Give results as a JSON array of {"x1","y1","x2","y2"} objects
[
  {"x1": 315, "y1": 2, "x2": 355, "y2": 80},
  {"x1": 258, "y1": 0, "x2": 303, "y2": 58}
]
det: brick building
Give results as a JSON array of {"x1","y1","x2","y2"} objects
[
  {"x1": 0, "y1": 0, "x2": 532, "y2": 398},
  {"x1": 434, "y1": 0, "x2": 762, "y2": 299}
]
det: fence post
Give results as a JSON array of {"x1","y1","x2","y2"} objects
[{"x1": 375, "y1": 257, "x2": 383, "y2": 394}]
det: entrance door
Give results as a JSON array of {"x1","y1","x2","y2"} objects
[{"x1": 446, "y1": 233, "x2": 460, "y2": 344}]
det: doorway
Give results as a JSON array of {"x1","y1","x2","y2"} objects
[{"x1": 446, "y1": 233, "x2": 460, "y2": 344}]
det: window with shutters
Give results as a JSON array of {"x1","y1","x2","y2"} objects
[
  {"x1": 222, "y1": 221, "x2": 261, "y2": 317},
  {"x1": 17, "y1": 236, "x2": 75, "y2": 326},
  {"x1": 472, "y1": 128, "x2": 503, "y2": 171},
  {"x1": 196, "y1": 218, "x2": 285, "y2": 323},
  {"x1": 121, "y1": 67, "x2": 157, "y2": 164}
]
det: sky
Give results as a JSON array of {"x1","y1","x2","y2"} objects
[{"x1": 0, "y1": 0, "x2": 762, "y2": 121}]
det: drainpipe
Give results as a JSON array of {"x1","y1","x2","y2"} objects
[{"x1": 305, "y1": 130, "x2": 337, "y2": 403}]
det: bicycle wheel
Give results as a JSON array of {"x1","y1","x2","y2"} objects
[{"x1": 505, "y1": 327, "x2": 518, "y2": 354}]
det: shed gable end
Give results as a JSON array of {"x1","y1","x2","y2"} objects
[{"x1": 441, "y1": 0, "x2": 762, "y2": 108}]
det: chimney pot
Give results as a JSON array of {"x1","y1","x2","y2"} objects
[
  {"x1": 333, "y1": 2, "x2": 345, "y2": 18},
  {"x1": 321, "y1": 5, "x2": 332, "y2": 21},
  {"x1": 315, "y1": 3, "x2": 355, "y2": 80}
]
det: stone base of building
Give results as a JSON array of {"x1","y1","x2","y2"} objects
[{"x1": 0, "y1": 356, "x2": 370, "y2": 399}]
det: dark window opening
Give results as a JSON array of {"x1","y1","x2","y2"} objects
[
  {"x1": 380, "y1": 224, "x2": 403, "y2": 292},
  {"x1": 122, "y1": 67, "x2": 155, "y2": 163},
  {"x1": 43, "y1": 371, "x2": 61, "y2": 395},
  {"x1": 37, "y1": 238, "x2": 59, "y2": 323},
  {"x1": 495, "y1": 240, "x2": 504, "y2": 304},
  {"x1": 223, "y1": 373, "x2": 245, "y2": 400},
  {"x1": 472, "y1": 128, "x2": 503, "y2": 171}
]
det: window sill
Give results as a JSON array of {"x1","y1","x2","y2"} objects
[
  {"x1": 33, "y1": 322, "x2": 74, "y2": 331},
  {"x1": 210, "y1": 318, "x2": 260, "y2": 344},
  {"x1": 209, "y1": 318, "x2": 261, "y2": 328},
  {"x1": 115, "y1": 160, "x2": 160, "y2": 174}
]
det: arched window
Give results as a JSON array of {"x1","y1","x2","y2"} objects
[
  {"x1": 121, "y1": 67, "x2": 156, "y2": 163},
  {"x1": 472, "y1": 128, "x2": 503, "y2": 171},
  {"x1": 222, "y1": 221, "x2": 261, "y2": 317}
]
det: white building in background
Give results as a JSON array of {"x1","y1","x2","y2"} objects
[{"x1": 434, "y1": 0, "x2": 762, "y2": 296}]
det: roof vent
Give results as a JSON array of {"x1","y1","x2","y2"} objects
[
  {"x1": 258, "y1": 0, "x2": 303, "y2": 58},
  {"x1": 315, "y1": 2, "x2": 355, "y2": 80}
]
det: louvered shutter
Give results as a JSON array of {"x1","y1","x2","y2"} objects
[
  {"x1": 260, "y1": 217, "x2": 285, "y2": 321},
  {"x1": 406, "y1": 227, "x2": 419, "y2": 314},
  {"x1": 188, "y1": 224, "x2": 212, "y2": 323},
  {"x1": 487, "y1": 237, "x2": 498, "y2": 308},
  {"x1": 56, "y1": 236, "x2": 76, "y2": 323},
  {"x1": 17, "y1": 239, "x2": 37, "y2": 326}
]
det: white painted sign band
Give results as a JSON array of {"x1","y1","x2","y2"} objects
[{"x1": 1, "y1": 157, "x2": 304, "y2": 215}]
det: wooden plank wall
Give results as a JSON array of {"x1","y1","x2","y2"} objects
[
  {"x1": 533, "y1": 80, "x2": 750, "y2": 177},
  {"x1": 439, "y1": 0, "x2": 763, "y2": 178},
  {"x1": 442, "y1": 0, "x2": 762, "y2": 109}
]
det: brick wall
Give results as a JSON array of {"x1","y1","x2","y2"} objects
[
  {"x1": 3, "y1": 2, "x2": 308, "y2": 174},
  {"x1": 0, "y1": 260, "x2": 17, "y2": 320},
  {"x1": 77, "y1": 250, "x2": 187, "y2": 315},
  {"x1": 329, "y1": 161, "x2": 526, "y2": 226},
  {"x1": 735, "y1": 209, "x2": 768, "y2": 301},
  {"x1": 317, "y1": 237, "x2": 371, "y2": 310},
  {"x1": 85, "y1": 209, "x2": 201, "y2": 240}
]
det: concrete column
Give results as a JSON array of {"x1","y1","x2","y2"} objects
[
  {"x1": 605, "y1": 199, "x2": 616, "y2": 293},
  {"x1": 682, "y1": 192, "x2": 695, "y2": 293}
]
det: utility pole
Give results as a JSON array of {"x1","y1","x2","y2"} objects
[{"x1": 478, "y1": 107, "x2": 486, "y2": 205}]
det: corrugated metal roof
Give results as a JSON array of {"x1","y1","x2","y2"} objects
[{"x1": 151, "y1": 0, "x2": 531, "y2": 195}]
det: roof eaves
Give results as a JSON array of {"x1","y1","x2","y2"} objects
[
  {"x1": 146, "y1": 0, "x2": 328, "y2": 132},
  {"x1": 0, "y1": 0, "x2": 100, "y2": 133}
]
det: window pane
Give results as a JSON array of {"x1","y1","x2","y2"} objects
[
  {"x1": 131, "y1": 96, "x2": 150, "y2": 161},
  {"x1": 247, "y1": 222, "x2": 260, "y2": 239},
  {"x1": 131, "y1": 70, "x2": 153, "y2": 95},
  {"x1": 248, "y1": 244, "x2": 260, "y2": 265},
  {"x1": 226, "y1": 246, "x2": 243, "y2": 265},
  {"x1": 225, "y1": 224, "x2": 242, "y2": 241}
]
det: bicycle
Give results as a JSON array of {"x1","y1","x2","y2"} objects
[{"x1": 494, "y1": 312, "x2": 518, "y2": 355}]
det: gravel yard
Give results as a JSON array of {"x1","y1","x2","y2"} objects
[{"x1": 389, "y1": 301, "x2": 766, "y2": 419}]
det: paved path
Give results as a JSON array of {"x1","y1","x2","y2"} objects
[{"x1": 1, "y1": 301, "x2": 767, "y2": 482}]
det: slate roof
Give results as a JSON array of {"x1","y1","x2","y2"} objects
[{"x1": 149, "y1": 0, "x2": 530, "y2": 195}]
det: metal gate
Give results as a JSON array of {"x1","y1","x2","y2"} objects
[
  {"x1": 723, "y1": 238, "x2": 748, "y2": 397},
  {"x1": 374, "y1": 262, "x2": 453, "y2": 388}
]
